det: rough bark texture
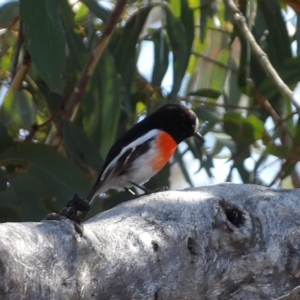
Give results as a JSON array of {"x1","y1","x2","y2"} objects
[{"x1": 0, "y1": 183, "x2": 300, "y2": 299}]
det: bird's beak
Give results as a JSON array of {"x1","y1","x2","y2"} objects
[{"x1": 193, "y1": 131, "x2": 204, "y2": 142}]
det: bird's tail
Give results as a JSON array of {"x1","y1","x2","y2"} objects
[{"x1": 86, "y1": 187, "x2": 99, "y2": 206}]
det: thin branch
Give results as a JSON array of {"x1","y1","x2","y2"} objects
[
  {"x1": 251, "y1": 83, "x2": 295, "y2": 142},
  {"x1": 11, "y1": 20, "x2": 24, "y2": 81},
  {"x1": 24, "y1": 109, "x2": 63, "y2": 142},
  {"x1": 267, "y1": 153, "x2": 296, "y2": 187},
  {"x1": 275, "y1": 286, "x2": 300, "y2": 300},
  {"x1": 224, "y1": 0, "x2": 300, "y2": 112},
  {"x1": 4, "y1": 50, "x2": 31, "y2": 95},
  {"x1": 281, "y1": 110, "x2": 298, "y2": 123},
  {"x1": 225, "y1": 162, "x2": 235, "y2": 182},
  {"x1": 191, "y1": 51, "x2": 239, "y2": 73},
  {"x1": 194, "y1": 25, "x2": 231, "y2": 35},
  {"x1": 180, "y1": 96, "x2": 260, "y2": 111}
]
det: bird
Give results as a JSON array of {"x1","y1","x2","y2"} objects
[{"x1": 86, "y1": 103, "x2": 204, "y2": 205}]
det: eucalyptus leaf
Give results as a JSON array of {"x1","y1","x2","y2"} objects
[{"x1": 20, "y1": 0, "x2": 66, "y2": 93}]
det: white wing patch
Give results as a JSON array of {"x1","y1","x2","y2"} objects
[{"x1": 100, "y1": 129, "x2": 159, "y2": 182}]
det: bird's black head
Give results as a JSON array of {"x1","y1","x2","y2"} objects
[{"x1": 147, "y1": 103, "x2": 203, "y2": 144}]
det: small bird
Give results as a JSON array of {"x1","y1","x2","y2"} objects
[{"x1": 86, "y1": 103, "x2": 204, "y2": 204}]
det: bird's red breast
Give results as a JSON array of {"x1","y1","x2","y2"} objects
[{"x1": 152, "y1": 131, "x2": 177, "y2": 172}]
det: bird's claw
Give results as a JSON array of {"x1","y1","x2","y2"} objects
[{"x1": 44, "y1": 193, "x2": 90, "y2": 236}]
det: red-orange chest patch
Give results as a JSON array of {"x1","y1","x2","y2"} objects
[{"x1": 152, "y1": 131, "x2": 177, "y2": 171}]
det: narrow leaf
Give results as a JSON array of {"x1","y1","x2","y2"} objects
[
  {"x1": 0, "y1": 0, "x2": 19, "y2": 28},
  {"x1": 20, "y1": 0, "x2": 66, "y2": 93},
  {"x1": 63, "y1": 120, "x2": 103, "y2": 173},
  {"x1": 188, "y1": 89, "x2": 221, "y2": 98},
  {"x1": 165, "y1": 8, "x2": 189, "y2": 100},
  {"x1": 151, "y1": 30, "x2": 169, "y2": 87},
  {"x1": 0, "y1": 143, "x2": 92, "y2": 217},
  {"x1": 82, "y1": 0, "x2": 111, "y2": 23}
]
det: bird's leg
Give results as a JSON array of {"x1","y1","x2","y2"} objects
[
  {"x1": 129, "y1": 181, "x2": 168, "y2": 195},
  {"x1": 125, "y1": 188, "x2": 136, "y2": 195}
]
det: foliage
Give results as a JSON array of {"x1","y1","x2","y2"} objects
[{"x1": 0, "y1": 0, "x2": 299, "y2": 222}]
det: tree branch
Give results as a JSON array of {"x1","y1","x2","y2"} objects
[
  {"x1": 1, "y1": 184, "x2": 300, "y2": 299},
  {"x1": 191, "y1": 51, "x2": 239, "y2": 73},
  {"x1": 224, "y1": 0, "x2": 300, "y2": 112},
  {"x1": 11, "y1": 20, "x2": 24, "y2": 81}
]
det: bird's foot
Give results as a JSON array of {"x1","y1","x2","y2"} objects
[
  {"x1": 44, "y1": 193, "x2": 91, "y2": 236},
  {"x1": 128, "y1": 181, "x2": 169, "y2": 197}
]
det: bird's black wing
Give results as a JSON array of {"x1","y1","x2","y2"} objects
[{"x1": 86, "y1": 136, "x2": 154, "y2": 201}]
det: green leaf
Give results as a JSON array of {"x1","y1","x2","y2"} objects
[
  {"x1": 0, "y1": 143, "x2": 92, "y2": 221},
  {"x1": 266, "y1": 143, "x2": 291, "y2": 159},
  {"x1": 193, "y1": 106, "x2": 221, "y2": 131},
  {"x1": 63, "y1": 120, "x2": 103, "y2": 173},
  {"x1": 82, "y1": 0, "x2": 111, "y2": 23},
  {"x1": 111, "y1": 5, "x2": 154, "y2": 89},
  {"x1": 0, "y1": 122, "x2": 14, "y2": 154},
  {"x1": 188, "y1": 89, "x2": 221, "y2": 98},
  {"x1": 200, "y1": 0, "x2": 209, "y2": 43},
  {"x1": 297, "y1": 15, "x2": 300, "y2": 57},
  {"x1": 58, "y1": 0, "x2": 87, "y2": 72},
  {"x1": 84, "y1": 50, "x2": 122, "y2": 158},
  {"x1": 0, "y1": 205, "x2": 22, "y2": 222},
  {"x1": 294, "y1": 114, "x2": 300, "y2": 142},
  {"x1": 259, "y1": 56, "x2": 300, "y2": 99},
  {"x1": 201, "y1": 153, "x2": 214, "y2": 177},
  {"x1": 245, "y1": 115, "x2": 266, "y2": 141},
  {"x1": 173, "y1": 149, "x2": 194, "y2": 187},
  {"x1": 151, "y1": 29, "x2": 169, "y2": 87},
  {"x1": 0, "y1": 176, "x2": 7, "y2": 192},
  {"x1": 36, "y1": 79, "x2": 64, "y2": 115},
  {"x1": 225, "y1": 57, "x2": 241, "y2": 107},
  {"x1": 223, "y1": 112, "x2": 266, "y2": 145},
  {"x1": 180, "y1": 0, "x2": 194, "y2": 51},
  {"x1": 165, "y1": 7, "x2": 189, "y2": 100},
  {"x1": 20, "y1": 0, "x2": 66, "y2": 93},
  {"x1": 0, "y1": 90, "x2": 36, "y2": 136},
  {"x1": 170, "y1": 0, "x2": 181, "y2": 17},
  {"x1": 257, "y1": 0, "x2": 291, "y2": 66},
  {"x1": 0, "y1": 1, "x2": 19, "y2": 28},
  {"x1": 0, "y1": 173, "x2": 50, "y2": 221}
]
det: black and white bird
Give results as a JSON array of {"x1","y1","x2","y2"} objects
[{"x1": 86, "y1": 103, "x2": 204, "y2": 204}]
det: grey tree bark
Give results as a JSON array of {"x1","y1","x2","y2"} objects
[{"x1": 0, "y1": 183, "x2": 300, "y2": 300}]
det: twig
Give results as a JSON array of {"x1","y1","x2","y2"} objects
[
  {"x1": 11, "y1": 20, "x2": 24, "y2": 81},
  {"x1": 24, "y1": 109, "x2": 63, "y2": 142},
  {"x1": 194, "y1": 25, "x2": 231, "y2": 35},
  {"x1": 251, "y1": 84, "x2": 295, "y2": 142},
  {"x1": 180, "y1": 96, "x2": 260, "y2": 111},
  {"x1": 281, "y1": 110, "x2": 298, "y2": 123},
  {"x1": 267, "y1": 153, "x2": 296, "y2": 187},
  {"x1": 224, "y1": 0, "x2": 300, "y2": 112},
  {"x1": 275, "y1": 285, "x2": 300, "y2": 300},
  {"x1": 0, "y1": 50, "x2": 32, "y2": 112},
  {"x1": 225, "y1": 162, "x2": 235, "y2": 182},
  {"x1": 191, "y1": 51, "x2": 239, "y2": 73}
]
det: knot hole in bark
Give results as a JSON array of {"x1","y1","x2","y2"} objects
[
  {"x1": 187, "y1": 237, "x2": 198, "y2": 255},
  {"x1": 219, "y1": 199, "x2": 245, "y2": 228}
]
